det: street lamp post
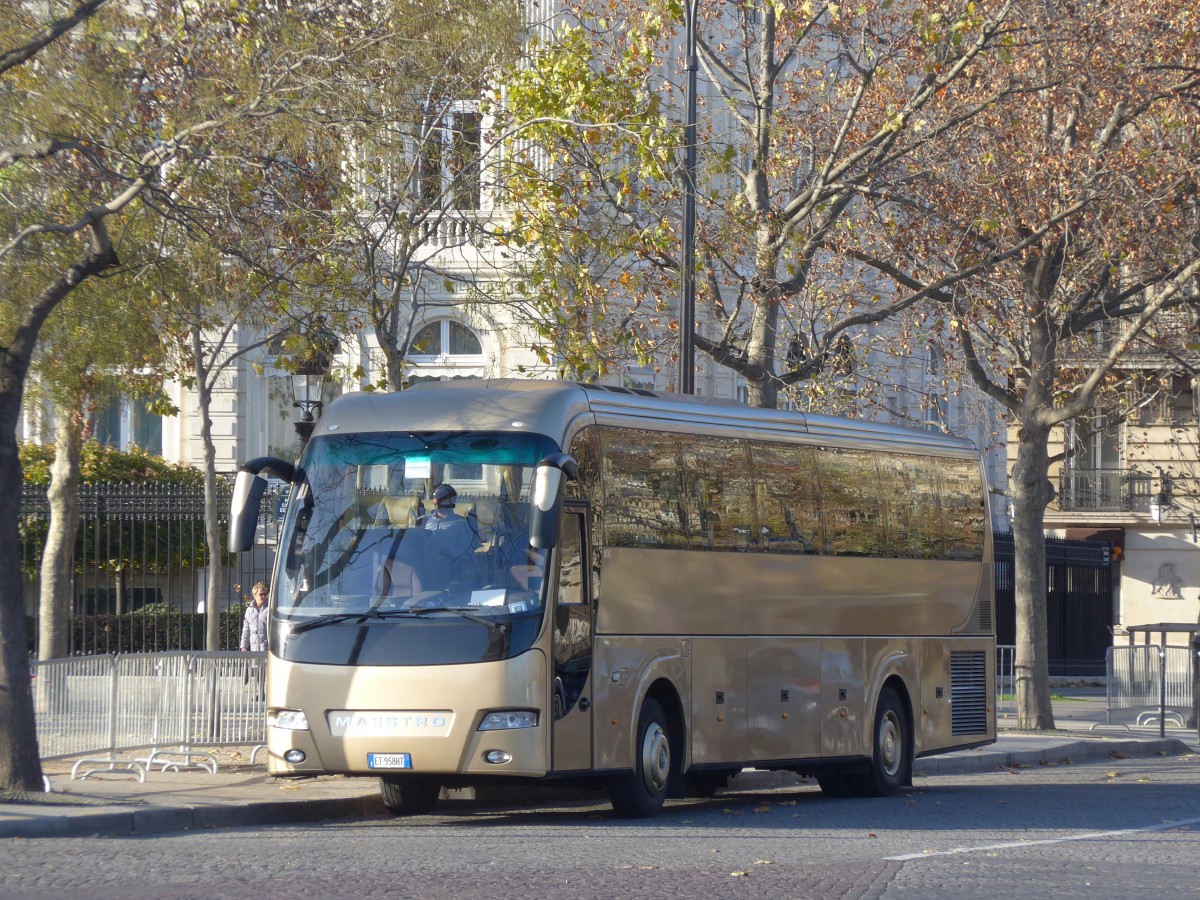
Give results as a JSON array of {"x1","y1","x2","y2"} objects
[
  {"x1": 291, "y1": 320, "x2": 335, "y2": 449},
  {"x1": 679, "y1": 0, "x2": 699, "y2": 395}
]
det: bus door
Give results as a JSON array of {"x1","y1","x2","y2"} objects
[{"x1": 550, "y1": 503, "x2": 594, "y2": 772}]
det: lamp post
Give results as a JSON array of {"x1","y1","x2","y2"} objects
[
  {"x1": 679, "y1": 0, "x2": 699, "y2": 395},
  {"x1": 1150, "y1": 467, "x2": 1173, "y2": 525},
  {"x1": 291, "y1": 319, "x2": 335, "y2": 449}
]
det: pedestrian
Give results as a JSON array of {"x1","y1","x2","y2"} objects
[{"x1": 240, "y1": 580, "x2": 269, "y2": 652}]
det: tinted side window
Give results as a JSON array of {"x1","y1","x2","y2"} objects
[
  {"x1": 750, "y1": 442, "x2": 822, "y2": 554},
  {"x1": 816, "y1": 447, "x2": 885, "y2": 556},
  {"x1": 682, "y1": 437, "x2": 755, "y2": 550},
  {"x1": 878, "y1": 454, "x2": 944, "y2": 559},
  {"x1": 602, "y1": 429, "x2": 688, "y2": 548},
  {"x1": 941, "y1": 458, "x2": 986, "y2": 561}
]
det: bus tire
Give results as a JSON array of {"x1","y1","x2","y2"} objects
[
  {"x1": 848, "y1": 686, "x2": 910, "y2": 797},
  {"x1": 378, "y1": 776, "x2": 440, "y2": 816},
  {"x1": 608, "y1": 698, "x2": 671, "y2": 818}
]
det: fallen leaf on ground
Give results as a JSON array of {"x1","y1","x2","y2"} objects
[
  {"x1": 753, "y1": 804, "x2": 771, "y2": 813},
  {"x1": 730, "y1": 871, "x2": 750, "y2": 877}
]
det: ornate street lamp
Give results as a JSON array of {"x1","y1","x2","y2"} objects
[
  {"x1": 290, "y1": 319, "x2": 336, "y2": 448},
  {"x1": 1149, "y1": 468, "x2": 1174, "y2": 525}
]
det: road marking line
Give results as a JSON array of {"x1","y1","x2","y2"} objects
[{"x1": 885, "y1": 816, "x2": 1200, "y2": 861}]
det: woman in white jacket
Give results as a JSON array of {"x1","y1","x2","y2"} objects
[{"x1": 240, "y1": 581, "x2": 269, "y2": 652}]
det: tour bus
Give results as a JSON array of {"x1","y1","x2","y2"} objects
[{"x1": 229, "y1": 379, "x2": 995, "y2": 818}]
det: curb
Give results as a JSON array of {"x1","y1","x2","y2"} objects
[
  {"x1": 0, "y1": 793, "x2": 386, "y2": 840},
  {"x1": 912, "y1": 737, "x2": 1192, "y2": 776}
]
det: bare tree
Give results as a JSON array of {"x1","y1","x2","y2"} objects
[
  {"x1": 496, "y1": 0, "x2": 1025, "y2": 402},
  {"x1": 850, "y1": 0, "x2": 1200, "y2": 727}
]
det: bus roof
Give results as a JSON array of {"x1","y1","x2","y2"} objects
[{"x1": 313, "y1": 379, "x2": 979, "y2": 456}]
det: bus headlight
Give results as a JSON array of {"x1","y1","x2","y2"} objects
[
  {"x1": 477, "y1": 710, "x2": 538, "y2": 731},
  {"x1": 269, "y1": 708, "x2": 310, "y2": 731}
]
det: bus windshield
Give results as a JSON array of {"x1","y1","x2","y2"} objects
[{"x1": 272, "y1": 430, "x2": 558, "y2": 665}]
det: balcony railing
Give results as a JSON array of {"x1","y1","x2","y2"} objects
[{"x1": 1057, "y1": 468, "x2": 1153, "y2": 513}]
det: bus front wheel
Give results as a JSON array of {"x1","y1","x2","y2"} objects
[
  {"x1": 608, "y1": 698, "x2": 671, "y2": 818},
  {"x1": 378, "y1": 775, "x2": 440, "y2": 816},
  {"x1": 848, "y1": 686, "x2": 910, "y2": 797}
]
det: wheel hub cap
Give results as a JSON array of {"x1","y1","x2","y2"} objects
[{"x1": 641, "y1": 723, "x2": 670, "y2": 794}]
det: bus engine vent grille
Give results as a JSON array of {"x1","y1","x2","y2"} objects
[{"x1": 950, "y1": 651, "x2": 988, "y2": 735}]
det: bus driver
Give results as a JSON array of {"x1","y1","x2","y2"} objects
[{"x1": 420, "y1": 484, "x2": 481, "y2": 567}]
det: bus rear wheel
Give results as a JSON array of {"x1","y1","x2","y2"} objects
[
  {"x1": 847, "y1": 687, "x2": 910, "y2": 797},
  {"x1": 378, "y1": 775, "x2": 440, "y2": 816},
  {"x1": 608, "y1": 698, "x2": 671, "y2": 818}
]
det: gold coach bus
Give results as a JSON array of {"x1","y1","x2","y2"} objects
[{"x1": 229, "y1": 379, "x2": 995, "y2": 818}]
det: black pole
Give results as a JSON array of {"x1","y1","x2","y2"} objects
[
  {"x1": 294, "y1": 417, "x2": 316, "y2": 448},
  {"x1": 1190, "y1": 631, "x2": 1199, "y2": 736},
  {"x1": 679, "y1": 0, "x2": 698, "y2": 395},
  {"x1": 1158, "y1": 644, "x2": 1166, "y2": 739}
]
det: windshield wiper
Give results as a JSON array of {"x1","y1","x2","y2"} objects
[
  {"x1": 286, "y1": 607, "x2": 506, "y2": 635},
  {"x1": 288, "y1": 609, "x2": 427, "y2": 635},
  {"x1": 435, "y1": 607, "x2": 508, "y2": 633}
]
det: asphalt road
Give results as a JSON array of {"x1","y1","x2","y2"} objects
[{"x1": 3, "y1": 751, "x2": 1198, "y2": 900}]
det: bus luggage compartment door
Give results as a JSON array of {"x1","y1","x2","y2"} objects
[{"x1": 689, "y1": 637, "x2": 748, "y2": 764}]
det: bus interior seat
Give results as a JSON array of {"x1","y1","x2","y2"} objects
[
  {"x1": 382, "y1": 494, "x2": 424, "y2": 527},
  {"x1": 466, "y1": 497, "x2": 503, "y2": 543}
]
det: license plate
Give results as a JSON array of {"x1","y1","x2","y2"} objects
[{"x1": 368, "y1": 753, "x2": 412, "y2": 770}]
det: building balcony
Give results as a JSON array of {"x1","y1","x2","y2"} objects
[{"x1": 1056, "y1": 468, "x2": 1154, "y2": 513}]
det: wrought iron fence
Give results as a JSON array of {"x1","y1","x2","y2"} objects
[
  {"x1": 20, "y1": 481, "x2": 285, "y2": 656},
  {"x1": 993, "y1": 532, "x2": 1113, "y2": 676}
]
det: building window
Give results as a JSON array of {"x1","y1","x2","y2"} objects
[
  {"x1": 406, "y1": 319, "x2": 486, "y2": 384},
  {"x1": 91, "y1": 397, "x2": 163, "y2": 455},
  {"x1": 418, "y1": 103, "x2": 482, "y2": 211}
]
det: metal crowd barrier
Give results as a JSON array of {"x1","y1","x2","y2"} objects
[
  {"x1": 1098, "y1": 644, "x2": 1195, "y2": 736},
  {"x1": 995, "y1": 644, "x2": 1015, "y2": 716},
  {"x1": 30, "y1": 651, "x2": 266, "y2": 781}
]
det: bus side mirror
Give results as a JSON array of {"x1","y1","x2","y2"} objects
[
  {"x1": 229, "y1": 456, "x2": 295, "y2": 552},
  {"x1": 530, "y1": 453, "x2": 578, "y2": 550},
  {"x1": 229, "y1": 471, "x2": 267, "y2": 552}
]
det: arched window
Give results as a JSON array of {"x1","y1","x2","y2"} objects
[{"x1": 406, "y1": 319, "x2": 486, "y2": 383}]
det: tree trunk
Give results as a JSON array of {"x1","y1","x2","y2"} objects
[
  {"x1": 743, "y1": 298, "x2": 780, "y2": 409},
  {"x1": 192, "y1": 329, "x2": 224, "y2": 652},
  {"x1": 37, "y1": 408, "x2": 84, "y2": 661},
  {"x1": 0, "y1": 369, "x2": 46, "y2": 792},
  {"x1": 1011, "y1": 420, "x2": 1058, "y2": 730},
  {"x1": 0, "y1": 228, "x2": 116, "y2": 789}
]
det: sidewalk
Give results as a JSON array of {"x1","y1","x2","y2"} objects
[{"x1": 2, "y1": 693, "x2": 1195, "y2": 839}]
